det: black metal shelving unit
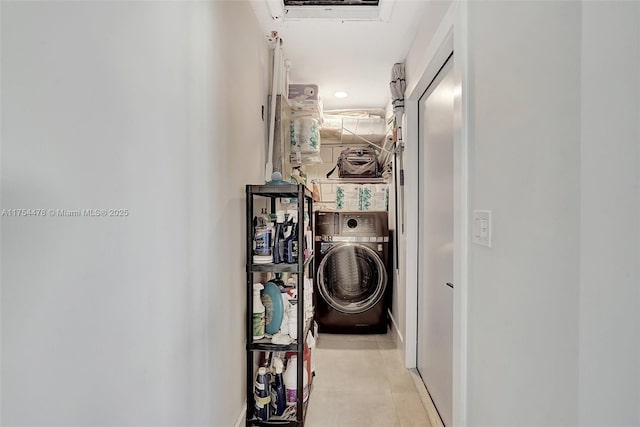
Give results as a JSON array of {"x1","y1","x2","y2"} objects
[{"x1": 245, "y1": 184, "x2": 314, "y2": 427}]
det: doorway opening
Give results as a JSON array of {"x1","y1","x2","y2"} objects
[{"x1": 416, "y1": 52, "x2": 454, "y2": 427}]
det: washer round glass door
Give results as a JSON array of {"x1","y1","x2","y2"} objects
[{"x1": 317, "y1": 243, "x2": 387, "y2": 314}]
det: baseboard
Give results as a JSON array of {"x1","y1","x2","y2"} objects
[
  {"x1": 233, "y1": 401, "x2": 246, "y2": 427},
  {"x1": 388, "y1": 308, "x2": 403, "y2": 344},
  {"x1": 408, "y1": 368, "x2": 445, "y2": 427}
]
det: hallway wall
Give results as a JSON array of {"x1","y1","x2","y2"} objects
[
  {"x1": 404, "y1": 0, "x2": 640, "y2": 424},
  {"x1": 1, "y1": 1, "x2": 268, "y2": 425},
  {"x1": 396, "y1": 0, "x2": 453, "y2": 355},
  {"x1": 466, "y1": 2, "x2": 582, "y2": 423},
  {"x1": 578, "y1": 1, "x2": 640, "y2": 424},
  {"x1": 466, "y1": 2, "x2": 640, "y2": 423}
]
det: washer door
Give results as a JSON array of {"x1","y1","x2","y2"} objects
[{"x1": 317, "y1": 243, "x2": 387, "y2": 314}]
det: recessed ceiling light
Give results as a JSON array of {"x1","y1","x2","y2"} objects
[{"x1": 334, "y1": 91, "x2": 348, "y2": 98}]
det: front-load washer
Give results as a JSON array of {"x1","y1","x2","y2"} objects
[{"x1": 314, "y1": 211, "x2": 390, "y2": 334}]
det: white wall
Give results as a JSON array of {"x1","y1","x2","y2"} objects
[
  {"x1": 466, "y1": 2, "x2": 582, "y2": 423},
  {"x1": 398, "y1": 0, "x2": 453, "y2": 358},
  {"x1": 1, "y1": 1, "x2": 268, "y2": 425},
  {"x1": 403, "y1": 0, "x2": 640, "y2": 424},
  {"x1": 405, "y1": 1, "x2": 454, "y2": 103},
  {"x1": 579, "y1": 1, "x2": 640, "y2": 424}
]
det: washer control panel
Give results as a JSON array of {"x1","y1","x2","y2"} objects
[
  {"x1": 315, "y1": 211, "x2": 388, "y2": 240},
  {"x1": 340, "y1": 213, "x2": 376, "y2": 234}
]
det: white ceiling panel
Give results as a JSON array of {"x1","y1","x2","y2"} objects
[{"x1": 250, "y1": 0, "x2": 432, "y2": 111}]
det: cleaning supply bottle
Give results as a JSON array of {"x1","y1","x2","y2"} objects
[
  {"x1": 268, "y1": 211, "x2": 277, "y2": 254},
  {"x1": 285, "y1": 275, "x2": 296, "y2": 294},
  {"x1": 304, "y1": 341, "x2": 312, "y2": 391},
  {"x1": 271, "y1": 272, "x2": 285, "y2": 290},
  {"x1": 253, "y1": 283, "x2": 265, "y2": 340},
  {"x1": 270, "y1": 357, "x2": 286, "y2": 416},
  {"x1": 287, "y1": 304, "x2": 297, "y2": 340},
  {"x1": 279, "y1": 290, "x2": 291, "y2": 336},
  {"x1": 290, "y1": 166, "x2": 306, "y2": 186},
  {"x1": 283, "y1": 356, "x2": 297, "y2": 406},
  {"x1": 253, "y1": 209, "x2": 272, "y2": 263},
  {"x1": 254, "y1": 367, "x2": 270, "y2": 420},
  {"x1": 303, "y1": 212, "x2": 311, "y2": 261},
  {"x1": 307, "y1": 330, "x2": 316, "y2": 376},
  {"x1": 283, "y1": 355, "x2": 309, "y2": 406},
  {"x1": 284, "y1": 213, "x2": 298, "y2": 264},
  {"x1": 272, "y1": 211, "x2": 286, "y2": 264}
]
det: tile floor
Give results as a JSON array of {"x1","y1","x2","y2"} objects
[{"x1": 304, "y1": 333, "x2": 434, "y2": 427}]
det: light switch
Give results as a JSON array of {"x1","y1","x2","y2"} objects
[{"x1": 473, "y1": 210, "x2": 492, "y2": 247}]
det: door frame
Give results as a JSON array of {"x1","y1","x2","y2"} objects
[{"x1": 404, "y1": 2, "x2": 469, "y2": 425}]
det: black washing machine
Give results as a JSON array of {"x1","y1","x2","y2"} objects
[{"x1": 314, "y1": 211, "x2": 390, "y2": 334}]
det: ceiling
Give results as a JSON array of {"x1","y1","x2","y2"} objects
[{"x1": 249, "y1": 0, "x2": 431, "y2": 111}]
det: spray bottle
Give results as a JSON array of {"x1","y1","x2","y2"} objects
[
  {"x1": 270, "y1": 357, "x2": 286, "y2": 416},
  {"x1": 254, "y1": 367, "x2": 270, "y2": 420},
  {"x1": 284, "y1": 212, "x2": 298, "y2": 264},
  {"x1": 273, "y1": 211, "x2": 286, "y2": 264},
  {"x1": 253, "y1": 283, "x2": 265, "y2": 340}
]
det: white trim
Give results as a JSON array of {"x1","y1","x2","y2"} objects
[
  {"x1": 404, "y1": 1, "x2": 469, "y2": 425},
  {"x1": 388, "y1": 308, "x2": 404, "y2": 344},
  {"x1": 404, "y1": 0, "x2": 458, "y2": 372},
  {"x1": 452, "y1": 4, "x2": 469, "y2": 426},
  {"x1": 408, "y1": 368, "x2": 445, "y2": 427},
  {"x1": 404, "y1": 0, "x2": 458, "y2": 370},
  {"x1": 233, "y1": 401, "x2": 246, "y2": 427},
  {"x1": 404, "y1": 85, "x2": 418, "y2": 370}
]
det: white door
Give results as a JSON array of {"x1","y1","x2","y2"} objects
[{"x1": 417, "y1": 54, "x2": 454, "y2": 427}]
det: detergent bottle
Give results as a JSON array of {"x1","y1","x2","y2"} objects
[
  {"x1": 252, "y1": 283, "x2": 265, "y2": 340},
  {"x1": 270, "y1": 357, "x2": 286, "y2": 416},
  {"x1": 254, "y1": 367, "x2": 270, "y2": 420}
]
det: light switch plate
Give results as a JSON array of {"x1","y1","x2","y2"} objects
[{"x1": 472, "y1": 210, "x2": 492, "y2": 247}]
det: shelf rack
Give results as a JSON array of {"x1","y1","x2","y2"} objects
[{"x1": 245, "y1": 184, "x2": 314, "y2": 427}]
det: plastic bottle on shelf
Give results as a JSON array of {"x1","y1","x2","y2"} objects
[
  {"x1": 285, "y1": 275, "x2": 296, "y2": 297},
  {"x1": 271, "y1": 272, "x2": 285, "y2": 290},
  {"x1": 268, "y1": 212, "x2": 277, "y2": 254},
  {"x1": 303, "y1": 212, "x2": 312, "y2": 261},
  {"x1": 252, "y1": 283, "x2": 265, "y2": 340},
  {"x1": 254, "y1": 367, "x2": 270, "y2": 420},
  {"x1": 283, "y1": 355, "x2": 308, "y2": 406},
  {"x1": 286, "y1": 350, "x2": 315, "y2": 387},
  {"x1": 286, "y1": 275, "x2": 295, "y2": 285},
  {"x1": 304, "y1": 341, "x2": 312, "y2": 389},
  {"x1": 284, "y1": 213, "x2": 298, "y2": 264},
  {"x1": 279, "y1": 291, "x2": 290, "y2": 336},
  {"x1": 290, "y1": 166, "x2": 307, "y2": 186},
  {"x1": 303, "y1": 277, "x2": 313, "y2": 323},
  {"x1": 253, "y1": 208, "x2": 272, "y2": 264},
  {"x1": 273, "y1": 211, "x2": 286, "y2": 264},
  {"x1": 287, "y1": 303, "x2": 297, "y2": 340},
  {"x1": 270, "y1": 357, "x2": 286, "y2": 416},
  {"x1": 307, "y1": 330, "x2": 316, "y2": 376}
]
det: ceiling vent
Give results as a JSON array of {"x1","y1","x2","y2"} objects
[
  {"x1": 284, "y1": 0, "x2": 379, "y2": 5},
  {"x1": 266, "y1": 0, "x2": 393, "y2": 22}
]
